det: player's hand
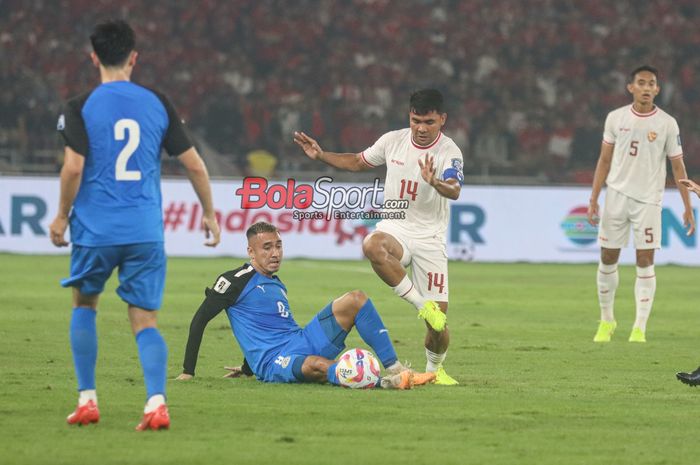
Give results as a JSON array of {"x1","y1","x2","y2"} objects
[
  {"x1": 201, "y1": 213, "x2": 221, "y2": 247},
  {"x1": 293, "y1": 131, "x2": 323, "y2": 160},
  {"x1": 223, "y1": 366, "x2": 252, "y2": 378},
  {"x1": 587, "y1": 201, "x2": 600, "y2": 226},
  {"x1": 679, "y1": 179, "x2": 700, "y2": 197},
  {"x1": 49, "y1": 214, "x2": 69, "y2": 247},
  {"x1": 175, "y1": 373, "x2": 193, "y2": 381},
  {"x1": 684, "y1": 208, "x2": 696, "y2": 236},
  {"x1": 418, "y1": 153, "x2": 437, "y2": 186}
]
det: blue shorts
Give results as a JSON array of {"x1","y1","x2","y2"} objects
[
  {"x1": 262, "y1": 303, "x2": 347, "y2": 383},
  {"x1": 61, "y1": 243, "x2": 166, "y2": 310}
]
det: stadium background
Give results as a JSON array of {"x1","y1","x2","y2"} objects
[{"x1": 2, "y1": 0, "x2": 700, "y2": 183}]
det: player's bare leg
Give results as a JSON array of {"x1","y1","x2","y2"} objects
[
  {"x1": 67, "y1": 289, "x2": 100, "y2": 425},
  {"x1": 129, "y1": 306, "x2": 169, "y2": 430},
  {"x1": 363, "y1": 232, "x2": 445, "y2": 331},
  {"x1": 630, "y1": 249, "x2": 655, "y2": 342},
  {"x1": 362, "y1": 231, "x2": 409, "y2": 288},
  {"x1": 594, "y1": 247, "x2": 620, "y2": 342},
  {"x1": 425, "y1": 302, "x2": 450, "y2": 355},
  {"x1": 330, "y1": 289, "x2": 368, "y2": 331},
  {"x1": 301, "y1": 355, "x2": 335, "y2": 383},
  {"x1": 425, "y1": 301, "x2": 457, "y2": 385}
]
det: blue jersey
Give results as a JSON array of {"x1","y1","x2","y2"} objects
[
  {"x1": 57, "y1": 81, "x2": 193, "y2": 246},
  {"x1": 181, "y1": 264, "x2": 303, "y2": 377},
  {"x1": 224, "y1": 266, "x2": 302, "y2": 375}
]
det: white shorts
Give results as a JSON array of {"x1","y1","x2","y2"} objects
[
  {"x1": 598, "y1": 188, "x2": 661, "y2": 249},
  {"x1": 374, "y1": 222, "x2": 449, "y2": 302}
]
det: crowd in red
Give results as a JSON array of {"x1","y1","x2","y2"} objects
[{"x1": 3, "y1": 0, "x2": 700, "y2": 181}]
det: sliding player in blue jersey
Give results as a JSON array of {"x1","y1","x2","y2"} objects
[
  {"x1": 177, "y1": 222, "x2": 435, "y2": 389},
  {"x1": 49, "y1": 20, "x2": 220, "y2": 430}
]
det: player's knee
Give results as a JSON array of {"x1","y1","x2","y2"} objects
[
  {"x1": 600, "y1": 248, "x2": 620, "y2": 265},
  {"x1": 73, "y1": 289, "x2": 99, "y2": 309},
  {"x1": 362, "y1": 234, "x2": 386, "y2": 261},
  {"x1": 348, "y1": 289, "x2": 368, "y2": 309}
]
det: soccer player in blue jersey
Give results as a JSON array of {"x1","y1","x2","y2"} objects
[
  {"x1": 177, "y1": 222, "x2": 434, "y2": 389},
  {"x1": 48, "y1": 20, "x2": 220, "y2": 430}
]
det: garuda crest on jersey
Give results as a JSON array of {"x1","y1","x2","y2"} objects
[{"x1": 647, "y1": 131, "x2": 657, "y2": 142}]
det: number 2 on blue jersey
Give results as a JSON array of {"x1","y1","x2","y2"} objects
[{"x1": 114, "y1": 118, "x2": 141, "y2": 181}]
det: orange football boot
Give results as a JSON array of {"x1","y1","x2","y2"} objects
[
  {"x1": 66, "y1": 400, "x2": 100, "y2": 426},
  {"x1": 135, "y1": 404, "x2": 170, "y2": 431}
]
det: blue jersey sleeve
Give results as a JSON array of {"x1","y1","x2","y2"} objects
[
  {"x1": 149, "y1": 89, "x2": 194, "y2": 156},
  {"x1": 57, "y1": 92, "x2": 92, "y2": 156}
]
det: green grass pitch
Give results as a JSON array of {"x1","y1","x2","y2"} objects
[{"x1": 1, "y1": 253, "x2": 700, "y2": 464}]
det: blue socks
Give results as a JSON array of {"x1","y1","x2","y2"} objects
[
  {"x1": 70, "y1": 308, "x2": 167, "y2": 400},
  {"x1": 70, "y1": 307, "x2": 98, "y2": 391},
  {"x1": 326, "y1": 363, "x2": 339, "y2": 386},
  {"x1": 135, "y1": 327, "x2": 168, "y2": 399},
  {"x1": 354, "y1": 299, "x2": 398, "y2": 368}
]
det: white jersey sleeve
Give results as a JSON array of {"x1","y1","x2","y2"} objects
[
  {"x1": 360, "y1": 132, "x2": 391, "y2": 167},
  {"x1": 664, "y1": 117, "x2": 683, "y2": 159},
  {"x1": 603, "y1": 112, "x2": 616, "y2": 145}
]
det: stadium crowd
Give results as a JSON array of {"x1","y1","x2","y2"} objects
[{"x1": 2, "y1": 0, "x2": 700, "y2": 181}]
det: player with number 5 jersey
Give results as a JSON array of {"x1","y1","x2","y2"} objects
[
  {"x1": 587, "y1": 65, "x2": 695, "y2": 344},
  {"x1": 294, "y1": 89, "x2": 464, "y2": 385},
  {"x1": 49, "y1": 20, "x2": 220, "y2": 431}
]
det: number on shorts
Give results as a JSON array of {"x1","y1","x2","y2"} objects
[
  {"x1": 629, "y1": 140, "x2": 639, "y2": 157},
  {"x1": 115, "y1": 119, "x2": 141, "y2": 181},
  {"x1": 427, "y1": 272, "x2": 445, "y2": 294},
  {"x1": 645, "y1": 227, "x2": 654, "y2": 244}
]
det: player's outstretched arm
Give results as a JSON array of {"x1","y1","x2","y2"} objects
[
  {"x1": 671, "y1": 158, "x2": 696, "y2": 236},
  {"x1": 587, "y1": 142, "x2": 614, "y2": 225},
  {"x1": 49, "y1": 147, "x2": 84, "y2": 247},
  {"x1": 293, "y1": 131, "x2": 369, "y2": 172},
  {"x1": 178, "y1": 147, "x2": 221, "y2": 247},
  {"x1": 179, "y1": 293, "x2": 227, "y2": 379}
]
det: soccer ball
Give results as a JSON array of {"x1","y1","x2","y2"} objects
[{"x1": 335, "y1": 348, "x2": 381, "y2": 389}]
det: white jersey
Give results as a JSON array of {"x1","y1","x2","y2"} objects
[
  {"x1": 603, "y1": 104, "x2": 683, "y2": 205},
  {"x1": 361, "y1": 128, "x2": 464, "y2": 239}
]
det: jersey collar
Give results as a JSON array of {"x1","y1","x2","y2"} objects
[
  {"x1": 411, "y1": 131, "x2": 442, "y2": 150},
  {"x1": 630, "y1": 105, "x2": 658, "y2": 118}
]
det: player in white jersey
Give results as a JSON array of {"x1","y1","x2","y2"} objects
[
  {"x1": 294, "y1": 89, "x2": 463, "y2": 385},
  {"x1": 587, "y1": 65, "x2": 695, "y2": 343}
]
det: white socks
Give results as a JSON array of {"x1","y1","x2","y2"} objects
[
  {"x1": 385, "y1": 361, "x2": 407, "y2": 375},
  {"x1": 597, "y1": 262, "x2": 619, "y2": 322},
  {"x1": 78, "y1": 389, "x2": 97, "y2": 406},
  {"x1": 425, "y1": 348, "x2": 446, "y2": 373},
  {"x1": 145, "y1": 394, "x2": 166, "y2": 413},
  {"x1": 634, "y1": 265, "x2": 656, "y2": 332},
  {"x1": 392, "y1": 275, "x2": 425, "y2": 310}
]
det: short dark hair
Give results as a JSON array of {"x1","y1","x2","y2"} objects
[
  {"x1": 409, "y1": 89, "x2": 445, "y2": 115},
  {"x1": 90, "y1": 20, "x2": 135, "y2": 67},
  {"x1": 246, "y1": 221, "x2": 279, "y2": 240},
  {"x1": 629, "y1": 65, "x2": 659, "y2": 83}
]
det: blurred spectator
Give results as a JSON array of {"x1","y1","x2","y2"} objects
[{"x1": 246, "y1": 149, "x2": 277, "y2": 178}]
